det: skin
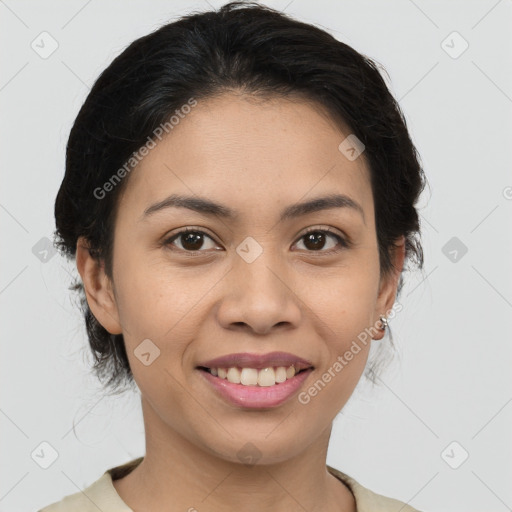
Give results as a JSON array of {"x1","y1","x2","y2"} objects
[{"x1": 76, "y1": 92, "x2": 405, "y2": 512}]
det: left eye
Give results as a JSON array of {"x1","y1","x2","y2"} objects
[
  {"x1": 294, "y1": 229, "x2": 347, "y2": 252},
  {"x1": 164, "y1": 228, "x2": 347, "y2": 253}
]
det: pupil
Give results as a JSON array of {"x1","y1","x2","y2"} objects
[
  {"x1": 305, "y1": 232, "x2": 325, "y2": 250},
  {"x1": 183, "y1": 232, "x2": 203, "y2": 250}
]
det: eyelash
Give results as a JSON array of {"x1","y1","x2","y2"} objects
[{"x1": 163, "y1": 226, "x2": 350, "y2": 255}]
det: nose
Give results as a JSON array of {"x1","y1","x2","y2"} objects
[{"x1": 216, "y1": 257, "x2": 302, "y2": 335}]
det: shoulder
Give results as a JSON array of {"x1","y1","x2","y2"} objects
[
  {"x1": 327, "y1": 465, "x2": 422, "y2": 512},
  {"x1": 37, "y1": 458, "x2": 143, "y2": 512},
  {"x1": 37, "y1": 474, "x2": 114, "y2": 512},
  {"x1": 39, "y1": 459, "x2": 419, "y2": 512}
]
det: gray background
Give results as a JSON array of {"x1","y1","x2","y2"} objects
[{"x1": 1, "y1": 1, "x2": 511, "y2": 511}]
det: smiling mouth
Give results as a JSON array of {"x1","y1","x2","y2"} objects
[{"x1": 197, "y1": 365, "x2": 312, "y2": 387}]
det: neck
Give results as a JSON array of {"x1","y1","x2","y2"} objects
[{"x1": 113, "y1": 396, "x2": 356, "y2": 512}]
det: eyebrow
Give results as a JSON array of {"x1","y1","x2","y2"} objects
[{"x1": 141, "y1": 193, "x2": 365, "y2": 224}]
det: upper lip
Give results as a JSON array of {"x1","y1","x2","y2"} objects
[{"x1": 197, "y1": 351, "x2": 314, "y2": 371}]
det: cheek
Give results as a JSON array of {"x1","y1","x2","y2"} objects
[
  {"x1": 297, "y1": 343, "x2": 370, "y2": 423},
  {"x1": 301, "y1": 286, "x2": 374, "y2": 413},
  {"x1": 111, "y1": 253, "x2": 205, "y2": 374},
  {"x1": 310, "y1": 265, "x2": 380, "y2": 334},
  {"x1": 304, "y1": 263, "x2": 378, "y2": 395},
  {"x1": 112, "y1": 246, "x2": 174, "y2": 329}
]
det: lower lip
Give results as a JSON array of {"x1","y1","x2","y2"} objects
[{"x1": 198, "y1": 368, "x2": 313, "y2": 409}]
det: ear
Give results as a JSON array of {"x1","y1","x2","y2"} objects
[
  {"x1": 372, "y1": 236, "x2": 406, "y2": 340},
  {"x1": 75, "y1": 237, "x2": 122, "y2": 335}
]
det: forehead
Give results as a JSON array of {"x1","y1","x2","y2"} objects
[{"x1": 119, "y1": 93, "x2": 373, "y2": 223}]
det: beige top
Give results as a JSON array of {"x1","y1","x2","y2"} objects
[{"x1": 38, "y1": 457, "x2": 420, "y2": 511}]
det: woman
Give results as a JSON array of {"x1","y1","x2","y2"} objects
[{"x1": 39, "y1": 1, "x2": 426, "y2": 510}]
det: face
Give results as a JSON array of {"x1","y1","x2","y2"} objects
[{"x1": 78, "y1": 92, "x2": 403, "y2": 464}]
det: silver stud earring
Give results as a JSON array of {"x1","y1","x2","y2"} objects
[{"x1": 379, "y1": 315, "x2": 388, "y2": 331}]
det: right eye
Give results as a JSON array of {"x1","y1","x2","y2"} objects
[{"x1": 163, "y1": 228, "x2": 221, "y2": 253}]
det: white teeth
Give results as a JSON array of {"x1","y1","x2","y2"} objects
[
  {"x1": 240, "y1": 368, "x2": 258, "y2": 385},
  {"x1": 275, "y1": 367, "x2": 287, "y2": 383},
  {"x1": 226, "y1": 367, "x2": 241, "y2": 384},
  {"x1": 210, "y1": 365, "x2": 300, "y2": 386},
  {"x1": 257, "y1": 367, "x2": 275, "y2": 387}
]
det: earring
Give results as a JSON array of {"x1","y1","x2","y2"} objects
[{"x1": 379, "y1": 315, "x2": 388, "y2": 331}]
